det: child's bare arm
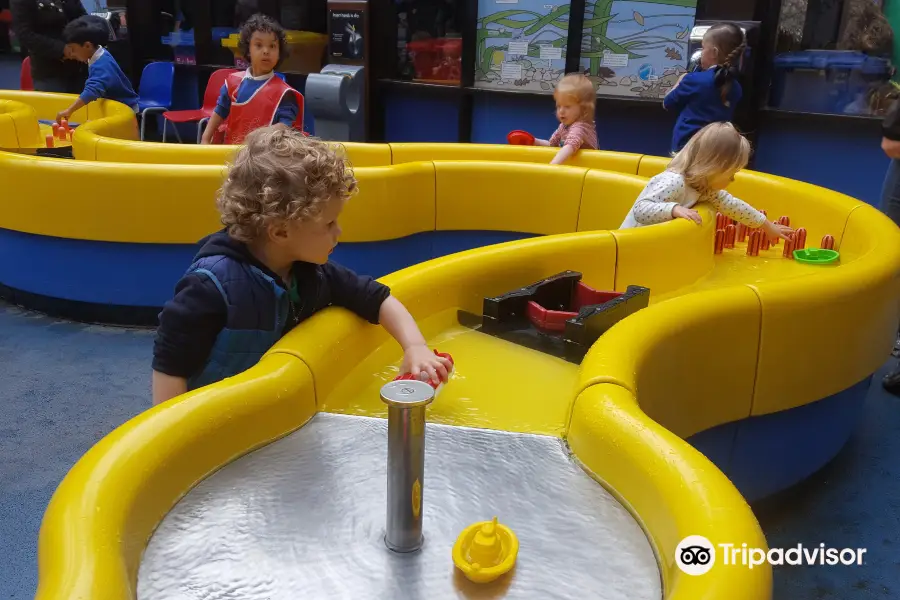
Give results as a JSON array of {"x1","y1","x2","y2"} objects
[
  {"x1": 378, "y1": 296, "x2": 451, "y2": 384},
  {"x1": 551, "y1": 144, "x2": 577, "y2": 164},
  {"x1": 152, "y1": 371, "x2": 187, "y2": 406},
  {"x1": 56, "y1": 98, "x2": 85, "y2": 123},
  {"x1": 201, "y1": 113, "x2": 224, "y2": 144}
]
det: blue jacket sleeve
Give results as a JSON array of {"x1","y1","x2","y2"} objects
[
  {"x1": 274, "y1": 94, "x2": 299, "y2": 127},
  {"x1": 79, "y1": 63, "x2": 113, "y2": 104},
  {"x1": 317, "y1": 262, "x2": 391, "y2": 324},
  {"x1": 214, "y1": 83, "x2": 231, "y2": 119},
  {"x1": 663, "y1": 73, "x2": 700, "y2": 112},
  {"x1": 152, "y1": 272, "x2": 227, "y2": 378}
]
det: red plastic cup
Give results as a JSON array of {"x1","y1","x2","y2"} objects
[{"x1": 507, "y1": 130, "x2": 535, "y2": 146}]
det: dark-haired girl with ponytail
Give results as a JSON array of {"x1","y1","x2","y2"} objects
[{"x1": 663, "y1": 23, "x2": 746, "y2": 154}]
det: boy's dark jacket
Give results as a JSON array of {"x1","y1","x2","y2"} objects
[
  {"x1": 884, "y1": 100, "x2": 900, "y2": 141},
  {"x1": 153, "y1": 230, "x2": 390, "y2": 389}
]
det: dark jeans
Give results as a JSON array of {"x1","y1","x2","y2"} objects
[
  {"x1": 880, "y1": 159, "x2": 900, "y2": 228},
  {"x1": 882, "y1": 159, "x2": 900, "y2": 391}
]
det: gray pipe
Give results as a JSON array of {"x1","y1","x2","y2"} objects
[{"x1": 380, "y1": 379, "x2": 435, "y2": 552}]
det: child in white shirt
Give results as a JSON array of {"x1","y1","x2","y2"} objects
[{"x1": 620, "y1": 122, "x2": 793, "y2": 243}]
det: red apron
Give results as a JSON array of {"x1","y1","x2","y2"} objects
[{"x1": 219, "y1": 72, "x2": 305, "y2": 145}]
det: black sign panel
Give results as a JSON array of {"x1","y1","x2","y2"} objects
[{"x1": 329, "y1": 10, "x2": 365, "y2": 59}]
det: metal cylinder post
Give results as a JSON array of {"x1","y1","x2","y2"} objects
[{"x1": 380, "y1": 379, "x2": 435, "y2": 553}]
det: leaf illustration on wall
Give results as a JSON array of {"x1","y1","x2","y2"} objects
[{"x1": 633, "y1": 11, "x2": 644, "y2": 26}]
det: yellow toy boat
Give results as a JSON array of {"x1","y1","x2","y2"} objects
[{"x1": 452, "y1": 516, "x2": 518, "y2": 583}]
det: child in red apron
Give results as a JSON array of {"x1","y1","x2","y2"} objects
[{"x1": 201, "y1": 14, "x2": 304, "y2": 145}]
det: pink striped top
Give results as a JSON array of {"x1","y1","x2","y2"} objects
[{"x1": 548, "y1": 121, "x2": 598, "y2": 150}]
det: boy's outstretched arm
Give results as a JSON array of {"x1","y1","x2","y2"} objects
[
  {"x1": 320, "y1": 263, "x2": 452, "y2": 384},
  {"x1": 379, "y1": 296, "x2": 452, "y2": 385}
]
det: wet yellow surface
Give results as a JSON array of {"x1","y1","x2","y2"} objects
[
  {"x1": 322, "y1": 308, "x2": 579, "y2": 437},
  {"x1": 651, "y1": 237, "x2": 854, "y2": 304},
  {"x1": 324, "y1": 235, "x2": 859, "y2": 437}
]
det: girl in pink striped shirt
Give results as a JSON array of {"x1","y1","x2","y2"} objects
[{"x1": 535, "y1": 73, "x2": 599, "y2": 164}]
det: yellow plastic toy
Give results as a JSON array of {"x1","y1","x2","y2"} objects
[{"x1": 452, "y1": 516, "x2": 518, "y2": 583}]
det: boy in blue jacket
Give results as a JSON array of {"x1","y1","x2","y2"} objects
[
  {"x1": 55, "y1": 15, "x2": 139, "y2": 123},
  {"x1": 151, "y1": 125, "x2": 452, "y2": 405}
]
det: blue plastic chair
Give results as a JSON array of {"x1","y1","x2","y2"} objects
[{"x1": 137, "y1": 61, "x2": 179, "y2": 141}]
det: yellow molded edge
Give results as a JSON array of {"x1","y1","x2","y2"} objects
[
  {"x1": 577, "y1": 285, "x2": 761, "y2": 440},
  {"x1": 35, "y1": 353, "x2": 316, "y2": 600},
  {"x1": 0, "y1": 99, "x2": 42, "y2": 148},
  {"x1": 568, "y1": 383, "x2": 772, "y2": 600},
  {"x1": 750, "y1": 202, "x2": 900, "y2": 415},
  {"x1": 434, "y1": 161, "x2": 587, "y2": 234}
]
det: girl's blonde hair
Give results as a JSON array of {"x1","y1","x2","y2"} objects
[
  {"x1": 217, "y1": 125, "x2": 357, "y2": 242},
  {"x1": 667, "y1": 122, "x2": 750, "y2": 194},
  {"x1": 554, "y1": 73, "x2": 596, "y2": 122}
]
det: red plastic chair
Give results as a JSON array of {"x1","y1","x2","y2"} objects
[
  {"x1": 20, "y1": 57, "x2": 33, "y2": 91},
  {"x1": 162, "y1": 67, "x2": 239, "y2": 143}
]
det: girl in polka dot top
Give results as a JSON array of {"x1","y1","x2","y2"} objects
[
  {"x1": 534, "y1": 73, "x2": 599, "y2": 164},
  {"x1": 619, "y1": 122, "x2": 793, "y2": 243}
]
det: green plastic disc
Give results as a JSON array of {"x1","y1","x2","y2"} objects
[{"x1": 793, "y1": 248, "x2": 840, "y2": 264}]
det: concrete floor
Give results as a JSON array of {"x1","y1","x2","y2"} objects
[{"x1": 0, "y1": 301, "x2": 897, "y2": 598}]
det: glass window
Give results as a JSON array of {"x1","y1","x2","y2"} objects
[
  {"x1": 770, "y1": 0, "x2": 896, "y2": 116},
  {"x1": 580, "y1": 1, "x2": 697, "y2": 100},
  {"x1": 385, "y1": 0, "x2": 462, "y2": 84}
]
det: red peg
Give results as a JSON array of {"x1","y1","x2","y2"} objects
[
  {"x1": 714, "y1": 229, "x2": 725, "y2": 254},
  {"x1": 778, "y1": 216, "x2": 790, "y2": 227},
  {"x1": 795, "y1": 228, "x2": 807, "y2": 250},
  {"x1": 783, "y1": 234, "x2": 795, "y2": 259},
  {"x1": 45, "y1": 134, "x2": 54, "y2": 148},
  {"x1": 747, "y1": 230, "x2": 761, "y2": 256},
  {"x1": 724, "y1": 224, "x2": 735, "y2": 248},
  {"x1": 60, "y1": 118, "x2": 68, "y2": 130},
  {"x1": 760, "y1": 233, "x2": 771, "y2": 251},
  {"x1": 761, "y1": 209, "x2": 768, "y2": 217},
  {"x1": 821, "y1": 235, "x2": 834, "y2": 250},
  {"x1": 736, "y1": 223, "x2": 747, "y2": 242}
]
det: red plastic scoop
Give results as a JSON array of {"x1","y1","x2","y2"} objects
[{"x1": 507, "y1": 130, "x2": 535, "y2": 145}]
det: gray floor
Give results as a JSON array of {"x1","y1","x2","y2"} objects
[{"x1": 0, "y1": 300, "x2": 898, "y2": 599}]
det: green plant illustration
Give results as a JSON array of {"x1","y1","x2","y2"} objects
[{"x1": 475, "y1": 0, "x2": 697, "y2": 97}]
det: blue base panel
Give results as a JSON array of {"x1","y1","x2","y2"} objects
[
  {"x1": 0, "y1": 227, "x2": 537, "y2": 321},
  {"x1": 687, "y1": 376, "x2": 872, "y2": 503}
]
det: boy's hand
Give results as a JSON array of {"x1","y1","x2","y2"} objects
[
  {"x1": 402, "y1": 344, "x2": 451, "y2": 385},
  {"x1": 672, "y1": 205, "x2": 702, "y2": 224},
  {"x1": 55, "y1": 109, "x2": 71, "y2": 123},
  {"x1": 762, "y1": 220, "x2": 793, "y2": 241}
]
